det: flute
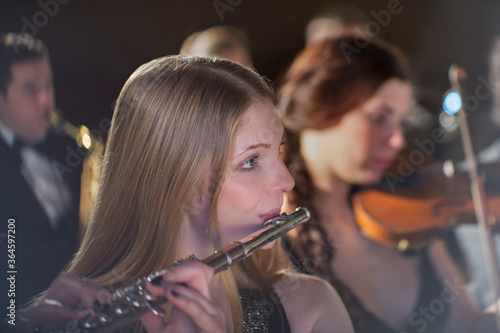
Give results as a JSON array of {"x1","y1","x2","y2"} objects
[{"x1": 64, "y1": 207, "x2": 310, "y2": 333}]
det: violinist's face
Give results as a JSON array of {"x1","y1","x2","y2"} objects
[
  {"x1": 217, "y1": 101, "x2": 295, "y2": 244},
  {"x1": 307, "y1": 78, "x2": 412, "y2": 185}
]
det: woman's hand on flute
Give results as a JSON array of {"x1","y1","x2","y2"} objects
[{"x1": 143, "y1": 260, "x2": 227, "y2": 333}]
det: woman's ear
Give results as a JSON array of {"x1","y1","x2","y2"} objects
[{"x1": 188, "y1": 186, "x2": 210, "y2": 218}]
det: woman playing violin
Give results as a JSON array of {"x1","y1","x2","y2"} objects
[{"x1": 279, "y1": 36, "x2": 497, "y2": 333}]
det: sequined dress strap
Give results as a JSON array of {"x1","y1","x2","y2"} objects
[{"x1": 239, "y1": 288, "x2": 291, "y2": 333}]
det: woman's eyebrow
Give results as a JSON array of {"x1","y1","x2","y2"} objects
[
  {"x1": 378, "y1": 103, "x2": 395, "y2": 114},
  {"x1": 236, "y1": 143, "x2": 271, "y2": 157}
]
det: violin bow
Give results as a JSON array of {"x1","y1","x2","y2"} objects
[{"x1": 449, "y1": 64, "x2": 500, "y2": 328}]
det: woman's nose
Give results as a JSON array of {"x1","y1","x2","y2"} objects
[
  {"x1": 389, "y1": 126, "x2": 406, "y2": 151},
  {"x1": 274, "y1": 160, "x2": 295, "y2": 193}
]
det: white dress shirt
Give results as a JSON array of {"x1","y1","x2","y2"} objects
[{"x1": 0, "y1": 120, "x2": 71, "y2": 230}]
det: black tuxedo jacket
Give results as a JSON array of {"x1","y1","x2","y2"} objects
[{"x1": 0, "y1": 130, "x2": 85, "y2": 316}]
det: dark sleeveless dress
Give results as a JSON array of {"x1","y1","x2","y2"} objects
[
  {"x1": 118, "y1": 288, "x2": 291, "y2": 333},
  {"x1": 287, "y1": 245, "x2": 449, "y2": 333},
  {"x1": 329, "y1": 249, "x2": 450, "y2": 333},
  {"x1": 239, "y1": 288, "x2": 291, "y2": 333}
]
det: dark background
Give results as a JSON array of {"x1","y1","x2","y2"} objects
[{"x1": 1, "y1": 0, "x2": 499, "y2": 162}]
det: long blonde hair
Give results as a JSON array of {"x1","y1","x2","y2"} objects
[{"x1": 68, "y1": 55, "x2": 289, "y2": 331}]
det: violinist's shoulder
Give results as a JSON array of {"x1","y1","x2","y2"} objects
[{"x1": 275, "y1": 273, "x2": 354, "y2": 333}]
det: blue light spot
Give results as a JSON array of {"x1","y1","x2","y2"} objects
[{"x1": 443, "y1": 91, "x2": 462, "y2": 115}]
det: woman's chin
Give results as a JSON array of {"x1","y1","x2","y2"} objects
[
  {"x1": 353, "y1": 173, "x2": 383, "y2": 186},
  {"x1": 367, "y1": 176, "x2": 384, "y2": 186}
]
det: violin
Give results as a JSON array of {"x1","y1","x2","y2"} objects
[{"x1": 352, "y1": 161, "x2": 500, "y2": 252}]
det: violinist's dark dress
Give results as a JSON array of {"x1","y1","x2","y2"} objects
[{"x1": 285, "y1": 239, "x2": 449, "y2": 333}]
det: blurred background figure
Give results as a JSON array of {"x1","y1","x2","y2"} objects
[
  {"x1": 477, "y1": 36, "x2": 500, "y2": 164},
  {"x1": 305, "y1": 4, "x2": 369, "y2": 45},
  {"x1": 180, "y1": 25, "x2": 253, "y2": 68},
  {"x1": 279, "y1": 36, "x2": 497, "y2": 333},
  {"x1": 454, "y1": 35, "x2": 500, "y2": 311},
  {"x1": 0, "y1": 33, "x2": 86, "y2": 311},
  {"x1": 490, "y1": 37, "x2": 500, "y2": 132}
]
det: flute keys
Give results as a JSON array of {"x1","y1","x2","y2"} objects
[
  {"x1": 140, "y1": 288, "x2": 154, "y2": 301},
  {"x1": 82, "y1": 321, "x2": 93, "y2": 329},
  {"x1": 150, "y1": 306, "x2": 164, "y2": 316},
  {"x1": 114, "y1": 306, "x2": 124, "y2": 316}
]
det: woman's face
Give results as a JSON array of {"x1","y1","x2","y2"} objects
[
  {"x1": 217, "y1": 101, "x2": 295, "y2": 244},
  {"x1": 304, "y1": 78, "x2": 412, "y2": 185}
]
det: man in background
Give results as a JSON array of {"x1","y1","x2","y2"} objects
[
  {"x1": 180, "y1": 25, "x2": 253, "y2": 68},
  {"x1": 304, "y1": 4, "x2": 369, "y2": 45},
  {"x1": 0, "y1": 33, "x2": 84, "y2": 318}
]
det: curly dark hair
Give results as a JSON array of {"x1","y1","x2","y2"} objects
[{"x1": 278, "y1": 35, "x2": 412, "y2": 280}]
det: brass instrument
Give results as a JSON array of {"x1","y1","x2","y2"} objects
[
  {"x1": 49, "y1": 109, "x2": 104, "y2": 229},
  {"x1": 63, "y1": 207, "x2": 310, "y2": 333},
  {"x1": 49, "y1": 109, "x2": 104, "y2": 156}
]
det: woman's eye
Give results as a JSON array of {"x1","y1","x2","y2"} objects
[
  {"x1": 279, "y1": 139, "x2": 286, "y2": 156},
  {"x1": 241, "y1": 155, "x2": 258, "y2": 169},
  {"x1": 370, "y1": 114, "x2": 387, "y2": 125}
]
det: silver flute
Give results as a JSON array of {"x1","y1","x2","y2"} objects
[{"x1": 62, "y1": 207, "x2": 310, "y2": 333}]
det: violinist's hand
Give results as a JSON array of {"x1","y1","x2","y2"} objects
[
  {"x1": 15, "y1": 273, "x2": 110, "y2": 332},
  {"x1": 142, "y1": 260, "x2": 227, "y2": 333}
]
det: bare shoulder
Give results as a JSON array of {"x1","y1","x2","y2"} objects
[{"x1": 274, "y1": 272, "x2": 354, "y2": 333}]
